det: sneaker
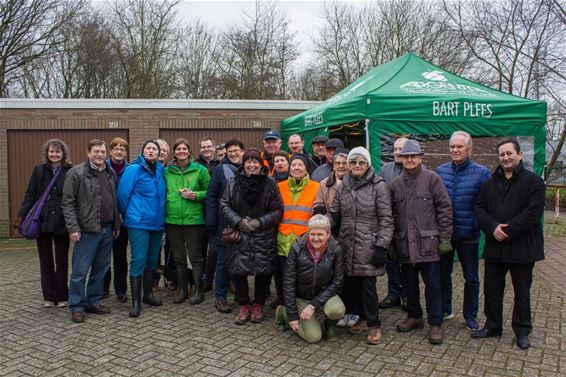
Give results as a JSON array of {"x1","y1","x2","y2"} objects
[
  {"x1": 346, "y1": 314, "x2": 359, "y2": 327},
  {"x1": 250, "y1": 303, "x2": 263, "y2": 323},
  {"x1": 57, "y1": 301, "x2": 68, "y2": 308},
  {"x1": 337, "y1": 314, "x2": 349, "y2": 327},
  {"x1": 466, "y1": 318, "x2": 480, "y2": 331},
  {"x1": 235, "y1": 304, "x2": 251, "y2": 325},
  {"x1": 443, "y1": 312, "x2": 455, "y2": 320},
  {"x1": 43, "y1": 301, "x2": 56, "y2": 308}
]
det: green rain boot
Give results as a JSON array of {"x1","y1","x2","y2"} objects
[
  {"x1": 325, "y1": 319, "x2": 339, "y2": 342},
  {"x1": 275, "y1": 305, "x2": 288, "y2": 331}
]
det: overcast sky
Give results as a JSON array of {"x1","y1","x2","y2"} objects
[{"x1": 178, "y1": 1, "x2": 368, "y2": 64}]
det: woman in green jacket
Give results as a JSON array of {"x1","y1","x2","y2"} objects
[{"x1": 165, "y1": 138, "x2": 210, "y2": 304}]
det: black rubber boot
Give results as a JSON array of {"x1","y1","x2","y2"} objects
[
  {"x1": 188, "y1": 264, "x2": 204, "y2": 305},
  {"x1": 142, "y1": 270, "x2": 162, "y2": 306},
  {"x1": 129, "y1": 275, "x2": 142, "y2": 318},
  {"x1": 270, "y1": 272, "x2": 283, "y2": 309},
  {"x1": 173, "y1": 267, "x2": 189, "y2": 304}
]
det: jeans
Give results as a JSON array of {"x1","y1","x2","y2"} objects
[
  {"x1": 213, "y1": 243, "x2": 229, "y2": 300},
  {"x1": 385, "y1": 253, "x2": 406, "y2": 299},
  {"x1": 440, "y1": 240, "x2": 480, "y2": 320},
  {"x1": 128, "y1": 229, "x2": 163, "y2": 277},
  {"x1": 68, "y1": 226, "x2": 113, "y2": 312},
  {"x1": 403, "y1": 262, "x2": 443, "y2": 326}
]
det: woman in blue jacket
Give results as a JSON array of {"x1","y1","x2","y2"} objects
[{"x1": 118, "y1": 140, "x2": 166, "y2": 318}]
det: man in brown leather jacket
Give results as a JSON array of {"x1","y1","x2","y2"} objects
[{"x1": 389, "y1": 140, "x2": 453, "y2": 345}]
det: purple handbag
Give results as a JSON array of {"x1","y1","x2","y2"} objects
[{"x1": 19, "y1": 167, "x2": 62, "y2": 239}]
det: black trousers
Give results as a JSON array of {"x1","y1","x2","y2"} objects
[
  {"x1": 484, "y1": 260, "x2": 534, "y2": 337},
  {"x1": 36, "y1": 233, "x2": 70, "y2": 302},
  {"x1": 104, "y1": 226, "x2": 128, "y2": 295},
  {"x1": 343, "y1": 276, "x2": 380, "y2": 328},
  {"x1": 233, "y1": 274, "x2": 271, "y2": 306}
]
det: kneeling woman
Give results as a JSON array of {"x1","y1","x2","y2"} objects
[
  {"x1": 276, "y1": 215, "x2": 345, "y2": 343},
  {"x1": 220, "y1": 148, "x2": 282, "y2": 324}
]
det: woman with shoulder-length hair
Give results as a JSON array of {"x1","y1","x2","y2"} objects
[
  {"x1": 15, "y1": 139, "x2": 73, "y2": 307},
  {"x1": 220, "y1": 148, "x2": 283, "y2": 324},
  {"x1": 117, "y1": 140, "x2": 166, "y2": 318},
  {"x1": 164, "y1": 138, "x2": 210, "y2": 305},
  {"x1": 276, "y1": 214, "x2": 345, "y2": 343}
]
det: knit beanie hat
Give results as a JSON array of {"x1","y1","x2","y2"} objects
[
  {"x1": 289, "y1": 153, "x2": 310, "y2": 168},
  {"x1": 141, "y1": 140, "x2": 161, "y2": 156},
  {"x1": 348, "y1": 146, "x2": 371, "y2": 166}
]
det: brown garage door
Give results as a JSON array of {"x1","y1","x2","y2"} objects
[
  {"x1": 159, "y1": 128, "x2": 271, "y2": 155},
  {"x1": 8, "y1": 130, "x2": 129, "y2": 237}
]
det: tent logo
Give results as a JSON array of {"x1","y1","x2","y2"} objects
[{"x1": 422, "y1": 71, "x2": 447, "y2": 82}]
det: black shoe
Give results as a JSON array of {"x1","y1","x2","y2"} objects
[
  {"x1": 117, "y1": 293, "x2": 128, "y2": 303},
  {"x1": 471, "y1": 328, "x2": 502, "y2": 338},
  {"x1": 517, "y1": 336, "x2": 530, "y2": 349},
  {"x1": 379, "y1": 295, "x2": 401, "y2": 309}
]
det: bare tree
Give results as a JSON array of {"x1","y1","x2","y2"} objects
[
  {"x1": 108, "y1": 0, "x2": 181, "y2": 98},
  {"x1": 176, "y1": 21, "x2": 221, "y2": 99},
  {"x1": 218, "y1": 0, "x2": 298, "y2": 99},
  {"x1": 0, "y1": 0, "x2": 83, "y2": 96}
]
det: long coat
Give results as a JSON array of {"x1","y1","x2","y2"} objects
[
  {"x1": 389, "y1": 167, "x2": 453, "y2": 264},
  {"x1": 19, "y1": 164, "x2": 71, "y2": 235},
  {"x1": 329, "y1": 168, "x2": 394, "y2": 277},
  {"x1": 220, "y1": 167, "x2": 282, "y2": 276},
  {"x1": 475, "y1": 163, "x2": 545, "y2": 263}
]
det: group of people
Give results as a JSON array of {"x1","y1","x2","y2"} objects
[{"x1": 16, "y1": 130, "x2": 545, "y2": 350}]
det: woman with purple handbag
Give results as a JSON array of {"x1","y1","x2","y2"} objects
[{"x1": 14, "y1": 139, "x2": 72, "y2": 308}]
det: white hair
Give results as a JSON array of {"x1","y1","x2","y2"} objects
[
  {"x1": 450, "y1": 131, "x2": 473, "y2": 151},
  {"x1": 308, "y1": 214, "x2": 331, "y2": 232}
]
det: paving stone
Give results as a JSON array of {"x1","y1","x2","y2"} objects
[{"x1": 1, "y1": 238, "x2": 566, "y2": 376}]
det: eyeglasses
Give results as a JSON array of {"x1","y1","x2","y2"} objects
[{"x1": 349, "y1": 160, "x2": 367, "y2": 166}]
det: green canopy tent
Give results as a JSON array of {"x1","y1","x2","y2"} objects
[{"x1": 282, "y1": 53, "x2": 547, "y2": 174}]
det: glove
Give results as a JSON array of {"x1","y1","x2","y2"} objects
[
  {"x1": 248, "y1": 219, "x2": 261, "y2": 231},
  {"x1": 312, "y1": 204, "x2": 327, "y2": 215},
  {"x1": 12, "y1": 218, "x2": 22, "y2": 229},
  {"x1": 371, "y1": 246, "x2": 387, "y2": 268},
  {"x1": 387, "y1": 245, "x2": 397, "y2": 261},
  {"x1": 238, "y1": 218, "x2": 255, "y2": 233},
  {"x1": 438, "y1": 238, "x2": 453, "y2": 256}
]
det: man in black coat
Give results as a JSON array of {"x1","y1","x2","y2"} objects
[{"x1": 473, "y1": 138, "x2": 545, "y2": 350}]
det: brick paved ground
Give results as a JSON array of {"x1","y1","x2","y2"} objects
[{"x1": 1, "y1": 238, "x2": 565, "y2": 376}]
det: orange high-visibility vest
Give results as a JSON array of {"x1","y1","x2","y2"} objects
[{"x1": 278, "y1": 179, "x2": 320, "y2": 236}]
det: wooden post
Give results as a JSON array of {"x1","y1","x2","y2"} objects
[{"x1": 554, "y1": 187, "x2": 560, "y2": 224}]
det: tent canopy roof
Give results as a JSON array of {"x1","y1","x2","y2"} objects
[{"x1": 282, "y1": 53, "x2": 546, "y2": 135}]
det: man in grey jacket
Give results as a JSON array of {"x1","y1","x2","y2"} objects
[
  {"x1": 389, "y1": 140, "x2": 453, "y2": 345},
  {"x1": 62, "y1": 139, "x2": 119, "y2": 323}
]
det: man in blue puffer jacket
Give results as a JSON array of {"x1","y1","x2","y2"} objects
[{"x1": 436, "y1": 131, "x2": 490, "y2": 331}]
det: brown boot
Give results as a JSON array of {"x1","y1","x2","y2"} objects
[
  {"x1": 429, "y1": 325, "x2": 443, "y2": 344},
  {"x1": 397, "y1": 317, "x2": 424, "y2": 332},
  {"x1": 348, "y1": 319, "x2": 368, "y2": 334},
  {"x1": 367, "y1": 327, "x2": 382, "y2": 345}
]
